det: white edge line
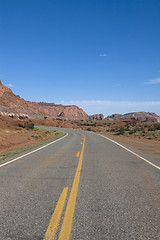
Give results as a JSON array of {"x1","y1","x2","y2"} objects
[
  {"x1": 91, "y1": 132, "x2": 160, "y2": 171},
  {"x1": 0, "y1": 132, "x2": 68, "y2": 168}
]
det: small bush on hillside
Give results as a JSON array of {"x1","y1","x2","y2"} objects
[
  {"x1": 56, "y1": 118, "x2": 63, "y2": 121},
  {"x1": 117, "y1": 127, "x2": 125, "y2": 135},
  {"x1": 129, "y1": 130, "x2": 134, "y2": 135},
  {"x1": 110, "y1": 128, "x2": 115, "y2": 132},
  {"x1": 154, "y1": 123, "x2": 160, "y2": 130},
  {"x1": 24, "y1": 121, "x2": 34, "y2": 130},
  {"x1": 148, "y1": 126, "x2": 154, "y2": 131},
  {"x1": 45, "y1": 130, "x2": 51, "y2": 134},
  {"x1": 125, "y1": 126, "x2": 130, "y2": 131},
  {"x1": 87, "y1": 127, "x2": 91, "y2": 131},
  {"x1": 31, "y1": 135, "x2": 42, "y2": 139}
]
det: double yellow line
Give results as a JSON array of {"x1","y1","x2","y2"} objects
[{"x1": 44, "y1": 135, "x2": 85, "y2": 240}]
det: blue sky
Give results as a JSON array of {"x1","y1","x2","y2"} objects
[{"x1": 0, "y1": 0, "x2": 160, "y2": 116}]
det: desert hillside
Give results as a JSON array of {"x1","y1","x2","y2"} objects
[{"x1": 106, "y1": 112, "x2": 160, "y2": 122}]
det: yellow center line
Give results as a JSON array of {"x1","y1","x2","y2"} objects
[
  {"x1": 76, "y1": 151, "x2": 80, "y2": 158},
  {"x1": 58, "y1": 135, "x2": 85, "y2": 240},
  {"x1": 44, "y1": 187, "x2": 68, "y2": 240}
]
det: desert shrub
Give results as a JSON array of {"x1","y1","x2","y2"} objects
[
  {"x1": 45, "y1": 130, "x2": 51, "y2": 134},
  {"x1": 87, "y1": 127, "x2": 91, "y2": 131},
  {"x1": 129, "y1": 130, "x2": 134, "y2": 135},
  {"x1": 147, "y1": 124, "x2": 160, "y2": 131},
  {"x1": 140, "y1": 127, "x2": 145, "y2": 131},
  {"x1": 117, "y1": 127, "x2": 125, "y2": 135},
  {"x1": 24, "y1": 121, "x2": 34, "y2": 130},
  {"x1": 110, "y1": 128, "x2": 115, "y2": 132},
  {"x1": 125, "y1": 125, "x2": 130, "y2": 131},
  {"x1": 18, "y1": 124, "x2": 25, "y2": 128},
  {"x1": 32, "y1": 135, "x2": 42, "y2": 139},
  {"x1": 133, "y1": 127, "x2": 140, "y2": 133},
  {"x1": 154, "y1": 123, "x2": 160, "y2": 130},
  {"x1": 56, "y1": 118, "x2": 63, "y2": 121},
  {"x1": 148, "y1": 126, "x2": 154, "y2": 131}
]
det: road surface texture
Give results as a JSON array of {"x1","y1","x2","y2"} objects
[{"x1": 0, "y1": 128, "x2": 160, "y2": 240}]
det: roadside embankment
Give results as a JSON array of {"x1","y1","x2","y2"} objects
[{"x1": 0, "y1": 116, "x2": 65, "y2": 161}]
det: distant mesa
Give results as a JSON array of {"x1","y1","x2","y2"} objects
[{"x1": 106, "y1": 112, "x2": 160, "y2": 122}]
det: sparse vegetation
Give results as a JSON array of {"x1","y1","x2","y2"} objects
[
  {"x1": 117, "y1": 127, "x2": 125, "y2": 135},
  {"x1": 31, "y1": 134, "x2": 42, "y2": 139},
  {"x1": 56, "y1": 118, "x2": 63, "y2": 121},
  {"x1": 0, "y1": 129, "x2": 65, "y2": 162},
  {"x1": 72, "y1": 119, "x2": 160, "y2": 141},
  {"x1": 24, "y1": 120, "x2": 34, "y2": 130}
]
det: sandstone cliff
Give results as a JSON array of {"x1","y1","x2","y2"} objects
[
  {"x1": 0, "y1": 81, "x2": 88, "y2": 120},
  {"x1": 89, "y1": 114, "x2": 104, "y2": 120}
]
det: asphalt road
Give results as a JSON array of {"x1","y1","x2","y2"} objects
[{"x1": 0, "y1": 128, "x2": 160, "y2": 240}]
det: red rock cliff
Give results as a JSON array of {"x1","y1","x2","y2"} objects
[{"x1": 0, "y1": 81, "x2": 88, "y2": 120}]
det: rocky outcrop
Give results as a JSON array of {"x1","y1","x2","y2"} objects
[
  {"x1": 106, "y1": 114, "x2": 121, "y2": 119},
  {"x1": 0, "y1": 111, "x2": 28, "y2": 119},
  {"x1": 89, "y1": 114, "x2": 104, "y2": 120},
  {"x1": 0, "y1": 81, "x2": 88, "y2": 120},
  {"x1": 106, "y1": 112, "x2": 160, "y2": 122}
]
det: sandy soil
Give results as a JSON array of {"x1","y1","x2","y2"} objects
[{"x1": 104, "y1": 134, "x2": 160, "y2": 156}]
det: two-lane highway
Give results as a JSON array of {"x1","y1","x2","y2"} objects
[{"x1": 0, "y1": 128, "x2": 160, "y2": 239}]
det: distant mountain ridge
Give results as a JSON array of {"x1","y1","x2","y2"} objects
[
  {"x1": 0, "y1": 80, "x2": 88, "y2": 120},
  {"x1": 0, "y1": 81, "x2": 159, "y2": 122},
  {"x1": 106, "y1": 112, "x2": 160, "y2": 122}
]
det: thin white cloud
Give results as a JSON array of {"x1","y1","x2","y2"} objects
[
  {"x1": 99, "y1": 53, "x2": 108, "y2": 57},
  {"x1": 147, "y1": 78, "x2": 160, "y2": 84},
  {"x1": 6, "y1": 84, "x2": 14, "y2": 87},
  {"x1": 59, "y1": 100, "x2": 160, "y2": 117}
]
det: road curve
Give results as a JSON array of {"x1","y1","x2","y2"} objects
[{"x1": 0, "y1": 128, "x2": 160, "y2": 240}]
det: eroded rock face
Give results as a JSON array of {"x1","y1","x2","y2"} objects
[
  {"x1": 106, "y1": 112, "x2": 160, "y2": 122},
  {"x1": 89, "y1": 114, "x2": 104, "y2": 120},
  {"x1": 0, "y1": 81, "x2": 88, "y2": 120}
]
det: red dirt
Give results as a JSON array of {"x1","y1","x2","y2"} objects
[{"x1": 0, "y1": 116, "x2": 57, "y2": 155}]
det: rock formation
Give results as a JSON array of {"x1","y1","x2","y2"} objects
[
  {"x1": 89, "y1": 114, "x2": 104, "y2": 120},
  {"x1": 0, "y1": 80, "x2": 88, "y2": 120},
  {"x1": 106, "y1": 112, "x2": 160, "y2": 122}
]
